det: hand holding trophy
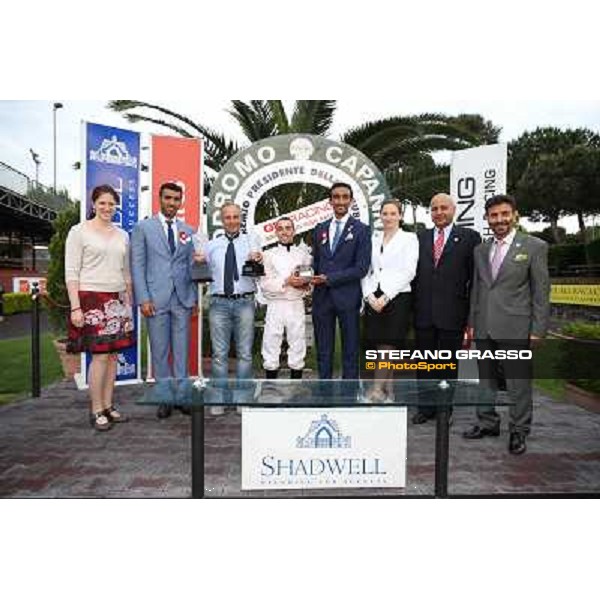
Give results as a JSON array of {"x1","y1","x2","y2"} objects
[
  {"x1": 242, "y1": 231, "x2": 265, "y2": 277},
  {"x1": 296, "y1": 263, "x2": 314, "y2": 284}
]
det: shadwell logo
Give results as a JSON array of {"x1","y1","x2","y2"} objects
[
  {"x1": 296, "y1": 414, "x2": 351, "y2": 449},
  {"x1": 260, "y1": 413, "x2": 386, "y2": 481},
  {"x1": 89, "y1": 135, "x2": 138, "y2": 168}
]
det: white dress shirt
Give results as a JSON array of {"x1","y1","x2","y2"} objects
[
  {"x1": 205, "y1": 233, "x2": 257, "y2": 295},
  {"x1": 361, "y1": 229, "x2": 419, "y2": 300}
]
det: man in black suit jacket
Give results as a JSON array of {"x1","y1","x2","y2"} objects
[{"x1": 412, "y1": 193, "x2": 481, "y2": 424}]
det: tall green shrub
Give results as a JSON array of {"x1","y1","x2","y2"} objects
[{"x1": 46, "y1": 202, "x2": 80, "y2": 335}]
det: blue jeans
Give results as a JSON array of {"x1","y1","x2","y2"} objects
[{"x1": 209, "y1": 296, "x2": 255, "y2": 380}]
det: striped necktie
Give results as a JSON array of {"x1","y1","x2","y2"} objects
[{"x1": 433, "y1": 228, "x2": 444, "y2": 266}]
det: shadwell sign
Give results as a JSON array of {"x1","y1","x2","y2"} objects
[{"x1": 241, "y1": 408, "x2": 407, "y2": 490}]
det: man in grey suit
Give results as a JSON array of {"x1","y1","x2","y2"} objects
[
  {"x1": 463, "y1": 194, "x2": 550, "y2": 455},
  {"x1": 131, "y1": 182, "x2": 197, "y2": 418}
]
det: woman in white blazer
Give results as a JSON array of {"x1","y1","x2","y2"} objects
[{"x1": 361, "y1": 199, "x2": 419, "y2": 400}]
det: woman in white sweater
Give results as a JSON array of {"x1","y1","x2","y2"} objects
[
  {"x1": 361, "y1": 199, "x2": 419, "y2": 400},
  {"x1": 65, "y1": 185, "x2": 134, "y2": 431}
]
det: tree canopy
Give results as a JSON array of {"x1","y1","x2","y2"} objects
[{"x1": 508, "y1": 127, "x2": 600, "y2": 243}]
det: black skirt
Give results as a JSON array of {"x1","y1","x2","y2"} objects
[{"x1": 363, "y1": 291, "x2": 411, "y2": 347}]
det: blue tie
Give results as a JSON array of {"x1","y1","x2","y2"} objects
[
  {"x1": 167, "y1": 220, "x2": 176, "y2": 255},
  {"x1": 331, "y1": 220, "x2": 342, "y2": 252},
  {"x1": 224, "y1": 237, "x2": 239, "y2": 296}
]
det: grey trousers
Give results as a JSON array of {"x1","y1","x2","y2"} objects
[{"x1": 475, "y1": 337, "x2": 533, "y2": 435}]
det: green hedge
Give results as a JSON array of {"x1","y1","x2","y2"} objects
[
  {"x1": 2, "y1": 292, "x2": 33, "y2": 315},
  {"x1": 548, "y1": 239, "x2": 600, "y2": 272},
  {"x1": 1, "y1": 292, "x2": 48, "y2": 315},
  {"x1": 560, "y1": 321, "x2": 600, "y2": 395},
  {"x1": 548, "y1": 244, "x2": 586, "y2": 271},
  {"x1": 587, "y1": 238, "x2": 600, "y2": 264},
  {"x1": 562, "y1": 321, "x2": 600, "y2": 340}
]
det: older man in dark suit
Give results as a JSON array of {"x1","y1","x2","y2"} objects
[
  {"x1": 463, "y1": 194, "x2": 550, "y2": 455},
  {"x1": 412, "y1": 193, "x2": 481, "y2": 424},
  {"x1": 312, "y1": 182, "x2": 371, "y2": 379}
]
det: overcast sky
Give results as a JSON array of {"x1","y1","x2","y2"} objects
[{"x1": 1, "y1": 99, "x2": 599, "y2": 232}]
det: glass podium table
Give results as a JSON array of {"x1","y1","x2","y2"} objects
[{"x1": 138, "y1": 378, "x2": 503, "y2": 498}]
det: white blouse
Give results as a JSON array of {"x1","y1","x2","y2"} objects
[{"x1": 361, "y1": 229, "x2": 419, "y2": 300}]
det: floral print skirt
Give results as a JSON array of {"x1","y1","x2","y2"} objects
[{"x1": 67, "y1": 291, "x2": 134, "y2": 354}]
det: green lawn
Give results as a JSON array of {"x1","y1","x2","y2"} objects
[
  {"x1": 0, "y1": 333, "x2": 63, "y2": 404},
  {"x1": 0, "y1": 327, "x2": 570, "y2": 405},
  {"x1": 534, "y1": 378, "x2": 566, "y2": 400},
  {"x1": 532, "y1": 337, "x2": 566, "y2": 400}
]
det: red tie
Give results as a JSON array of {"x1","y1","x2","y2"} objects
[{"x1": 433, "y1": 228, "x2": 444, "y2": 267}]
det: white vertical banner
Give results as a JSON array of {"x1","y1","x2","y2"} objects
[{"x1": 450, "y1": 143, "x2": 507, "y2": 240}]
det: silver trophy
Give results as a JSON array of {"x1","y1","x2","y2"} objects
[
  {"x1": 296, "y1": 264, "x2": 314, "y2": 282},
  {"x1": 242, "y1": 231, "x2": 265, "y2": 277},
  {"x1": 191, "y1": 231, "x2": 213, "y2": 283},
  {"x1": 295, "y1": 242, "x2": 313, "y2": 283}
]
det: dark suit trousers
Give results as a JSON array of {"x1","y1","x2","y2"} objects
[
  {"x1": 415, "y1": 327, "x2": 463, "y2": 417},
  {"x1": 475, "y1": 337, "x2": 533, "y2": 435},
  {"x1": 313, "y1": 296, "x2": 360, "y2": 379}
]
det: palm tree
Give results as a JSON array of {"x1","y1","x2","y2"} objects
[
  {"x1": 109, "y1": 100, "x2": 336, "y2": 172},
  {"x1": 108, "y1": 100, "x2": 499, "y2": 214},
  {"x1": 341, "y1": 112, "x2": 499, "y2": 214}
]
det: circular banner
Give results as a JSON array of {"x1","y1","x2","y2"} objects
[{"x1": 207, "y1": 134, "x2": 391, "y2": 244}]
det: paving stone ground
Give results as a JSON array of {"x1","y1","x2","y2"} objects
[{"x1": 0, "y1": 380, "x2": 599, "y2": 498}]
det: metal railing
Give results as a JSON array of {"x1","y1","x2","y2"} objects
[
  {"x1": 550, "y1": 264, "x2": 600, "y2": 278},
  {"x1": 0, "y1": 160, "x2": 71, "y2": 212}
]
